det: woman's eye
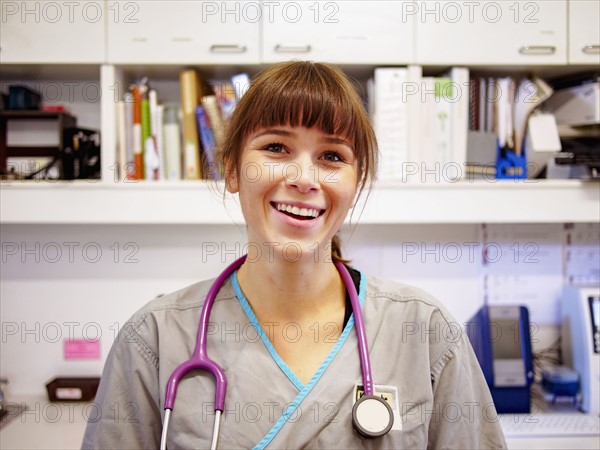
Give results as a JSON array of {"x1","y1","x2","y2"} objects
[
  {"x1": 264, "y1": 143, "x2": 285, "y2": 153},
  {"x1": 322, "y1": 152, "x2": 343, "y2": 162}
]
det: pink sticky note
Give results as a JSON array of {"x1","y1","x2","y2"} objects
[{"x1": 64, "y1": 339, "x2": 101, "y2": 360}]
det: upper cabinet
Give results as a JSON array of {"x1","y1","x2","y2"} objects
[
  {"x1": 106, "y1": 1, "x2": 260, "y2": 64},
  {"x1": 262, "y1": 1, "x2": 414, "y2": 64},
  {"x1": 0, "y1": 0, "x2": 104, "y2": 63},
  {"x1": 415, "y1": 0, "x2": 567, "y2": 65},
  {"x1": 4, "y1": 1, "x2": 597, "y2": 67},
  {"x1": 568, "y1": 0, "x2": 600, "y2": 64}
]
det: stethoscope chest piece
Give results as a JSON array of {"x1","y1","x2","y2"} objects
[{"x1": 352, "y1": 395, "x2": 394, "y2": 438}]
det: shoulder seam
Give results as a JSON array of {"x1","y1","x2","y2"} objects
[
  {"x1": 142, "y1": 293, "x2": 238, "y2": 314},
  {"x1": 367, "y1": 291, "x2": 457, "y2": 329},
  {"x1": 430, "y1": 341, "x2": 458, "y2": 381},
  {"x1": 125, "y1": 311, "x2": 159, "y2": 369}
]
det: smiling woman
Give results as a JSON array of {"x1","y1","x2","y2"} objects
[
  {"x1": 82, "y1": 61, "x2": 507, "y2": 450},
  {"x1": 220, "y1": 61, "x2": 378, "y2": 266}
]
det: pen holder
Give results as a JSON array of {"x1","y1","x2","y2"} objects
[{"x1": 495, "y1": 141, "x2": 527, "y2": 179}]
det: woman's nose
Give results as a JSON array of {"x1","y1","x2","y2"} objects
[{"x1": 284, "y1": 155, "x2": 319, "y2": 193}]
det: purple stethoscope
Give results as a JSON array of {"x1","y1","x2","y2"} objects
[{"x1": 160, "y1": 255, "x2": 393, "y2": 449}]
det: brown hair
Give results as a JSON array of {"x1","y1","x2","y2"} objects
[{"x1": 218, "y1": 61, "x2": 378, "y2": 264}]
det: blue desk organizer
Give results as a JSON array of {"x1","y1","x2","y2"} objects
[{"x1": 496, "y1": 141, "x2": 527, "y2": 180}]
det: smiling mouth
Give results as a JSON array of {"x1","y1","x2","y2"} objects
[{"x1": 271, "y1": 202, "x2": 326, "y2": 221}]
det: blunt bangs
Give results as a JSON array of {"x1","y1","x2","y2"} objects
[{"x1": 245, "y1": 66, "x2": 359, "y2": 148}]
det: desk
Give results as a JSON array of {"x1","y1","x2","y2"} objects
[
  {"x1": 506, "y1": 436, "x2": 599, "y2": 449},
  {"x1": 502, "y1": 387, "x2": 600, "y2": 449},
  {"x1": 0, "y1": 396, "x2": 87, "y2": 450}
]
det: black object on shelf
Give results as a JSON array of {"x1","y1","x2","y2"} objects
[
  {"x1": 555, "y1": 137, "x2": 600, "y2": 166},
  {"x1": 62, "y1": 127, "x2": 101, "y2": 180},
  {"x1": 46, "y1": 377, "x2": 101, "y2": 402},
  {"x1": 0, "y1": 111, "x2": 76, "y2": 176}
]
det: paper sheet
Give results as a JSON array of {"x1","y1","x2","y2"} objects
[{"x1": 480, "y1": 224, "x2": 564, "y2": 324}]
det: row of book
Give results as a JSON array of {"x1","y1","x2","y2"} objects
[
  {"x1": 115, "y1": 70, "x2": 250, "y2": 181},
  {"x1": 117, "y1": 66, "x2": 552, "y2": 182},
  {"x1": 369, "y1": 66, "x2": 469, "y2": 181},
  {"x1": 369, "y1": 67, "x2": 552, "y2": 181}
]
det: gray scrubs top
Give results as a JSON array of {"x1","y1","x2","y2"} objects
[{"x1": 82, "y1": 271, "x2": 507, "y2": 449}]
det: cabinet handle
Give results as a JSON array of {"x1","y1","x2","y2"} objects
[
  {"x1": 132, "y1": 37, "x2": 148, "y2": 43},
  {"x1": 210, "y1": 45, "x2": 247, "y2": 53},
  {"x1": 582, "y1": 44, "x2": 600, "y2": 54},
  {"x1": 275, "y1": 44, "x2": 312, "y2": 53},
  {"x1": 171, "y1": 37, "x2": 193, "y2": 43},
  {"x1": 518, "y1": 46, "x2": 556, "y2": 55}
]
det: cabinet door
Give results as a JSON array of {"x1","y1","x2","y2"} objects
[
  {"x1": 106, "y1": 1, "x2": 259, "y2": 64},
  {"x1": 0, "y1": 0, "x2": 104, "y2": 63},
  {"x1": 569, "y1": 0, "x2": 600, "y2": 64},
  {"x1": 262, "y1": 1, "x2": 414, "y2": 64},
  {"x1": 416, "y1": 1, "x2": 567, "y2": 65}
]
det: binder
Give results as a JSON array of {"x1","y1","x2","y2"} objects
[
  {"x1": 163, "y1": 105, "x2": 182, "y2": 181},
  {"x1": 433, "y1": 77, "x2": 453, "y2": 176},
  {"x1": 446, "y1": 67, "x2": 470, "y2": 179},
  {"x1": 373, "y1": 67, "x2": 408, "y2": 180},
  {"x1": 180, "y1": 69, "x2": 204, "y2": 179}
]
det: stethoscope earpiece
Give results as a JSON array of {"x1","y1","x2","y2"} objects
[{"x1": 352, "y1": 395, "x2": 394, "y2": 438}]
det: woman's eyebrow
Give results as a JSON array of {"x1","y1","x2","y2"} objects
[
  {"x1": 252, "y1": 128, "x2": 295, "y2": 139},
  {"x1": 321, "y1": 136, "x2": 352, "y2": 147}
]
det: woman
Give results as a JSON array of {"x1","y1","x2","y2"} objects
[{"x1": 83, "y1": 61, "x2": 506, "y2": 449}]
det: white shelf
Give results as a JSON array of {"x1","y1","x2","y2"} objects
[{"x1": 1, "y1": 180, "x2": 598, "y2": 225}]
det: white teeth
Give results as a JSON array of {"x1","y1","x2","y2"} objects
[{"x1": 275, "y1": 203, "x2": 320, "y2": 218}]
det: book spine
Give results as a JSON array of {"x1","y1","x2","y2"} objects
[
  {"x1": 203, "y1": 95, "x2": 225, "y2": 147},
  {"x1": 449, "y1": 67, "x2": 470, "y2": 179},
  {"x1": 155, "y1": 105, "x2": 165, "y2": 180},
  {"x1": 373, "y1": 67, "x2": 408, "y2": 180},
  {"x1": 131, "y1": 85, "x2": 143, "y2": 180},
  {"x1": 434, "y1": 78, "x2": 453, "y2": 173},
  {"x1": 406, "y1": 65, "x2": 423, "y2": 175},
  {"x1": 116, "y1": 101, "x2": 127, "y2": 181},
  {"x1": 195, "y1": 105, "x2": 218, "y2": 179},
  {"x1": 421, "y1": 77, "x2": 438, "y2": 172},
  {"x1": 180, "y1": 69, "x2": 203, "y2": 179},
  {"x1": 479, "y1": 77, "x2": 487, "y2": 132},
  {"x1": 141, "y1": 97, "x2": 151, "y2": 179},
  {"x1": 163, "y1": 106, "x2": 182, "y2": 180},
  {"x1": 231, "y1": 72, "x2": 251, "y2": 101},
  {"x1": 123, "y1": 92, "x2": 134, "y2": 179}
]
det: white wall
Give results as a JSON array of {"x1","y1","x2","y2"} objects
[{"x1": 1, "y1": 222, "x2": 576, "y2": 395}]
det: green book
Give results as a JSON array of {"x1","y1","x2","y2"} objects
[{"x1": 141, "y1": 97, "x2": 151, "y2": 179}]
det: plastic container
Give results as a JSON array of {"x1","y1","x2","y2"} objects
[{"x1": 541, "y1": 366, "x2": 579, "y2": 397}]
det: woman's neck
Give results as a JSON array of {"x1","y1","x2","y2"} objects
[{"x1": 236, "y1": 255, "x2": 345, "y2": 324}]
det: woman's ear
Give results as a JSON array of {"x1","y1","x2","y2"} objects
[{"x1": 225, "y1": 163, "x2": 239, "y2": 193}]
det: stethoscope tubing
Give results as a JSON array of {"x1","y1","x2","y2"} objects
[
  {"x1": 160, "y1": 254, "x2": 375, "y2": 449},
  {"x1": 334, "y1": 261, "x2": 374, "y2": 397}
]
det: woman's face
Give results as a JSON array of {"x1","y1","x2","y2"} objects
[{"x1": 226, "y1": 125, "x2": 359, "y2": 262}]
